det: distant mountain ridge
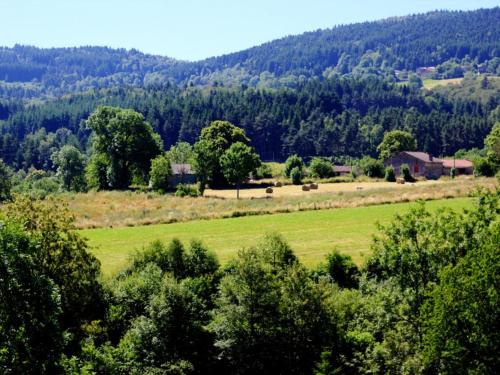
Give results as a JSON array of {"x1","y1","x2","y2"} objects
[{"x1": 0, "y1": 7, "x2": 499, "y2": 99}]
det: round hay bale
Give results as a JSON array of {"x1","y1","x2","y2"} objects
[
  {"x1": 265, "y1": 187, "x2": 273, "y2": 194},
  {"x1": 302, "y1": 185, "x2": 310, "y2": 192},
  {"x1": 309, "y1": 183, "x2": 318, "y2": 190},
  {"x1": 274, "y1": 181, "x2": 283, "y2": 187},
  {"x1": 396, "y1": 177, "x2": 405, "y2": 184}
]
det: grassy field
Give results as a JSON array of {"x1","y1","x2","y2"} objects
[
  {"x1": 63, "y1": 177, "x2": 494, "y2": 229},
  {"x1": 423, "y1": 78, "x2": 464, "y2": 89},
  {"x1": 83, "y1": 197, "x2": 474, "y2": 276}
]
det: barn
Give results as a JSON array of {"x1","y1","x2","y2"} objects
[
  {"x1": 442, "y1": 159, "x2": 474, "y2": 175},
  {"x1": 384, "y1": 151, "x2": 443, "y2": 179}
]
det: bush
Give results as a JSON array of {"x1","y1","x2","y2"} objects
[
  {"x1": 253, "y1": 163, "x2": 273, "y2": 179},
  {"x1": 473, "y1": 157, "x2": 495, "y2": 177},
  {"x1": 149, "y1": 154, "x2": 172, "y2": 193},
  {"x1": 12, "y1": 169, "x2": 60, "y2": 199},
  {"x1": 86, "y1": 153, "x2": 109, "y2": 190},
  {"x1": 318, "y1": 251, "x2": 359, "y2": 288},
  {"x1": 175, "y1": 184, "x2": 199, "y2": 197},
  {"x1": 359, "y1": 156, "x2": 385, "y2": 178},
  {"x1": 309, "y1": 158, "x2": 333, "y2": 178},
  {"x1": 284, "y1": 155, "x2": 304, "y2": 178},
  {"x1": 450, "y1": 167, "x2": 456, "y2": 179},
  {"x1": 385, "y1": 166, "x2": 396, "y2": 182},
  {"x1": 290, "y1": 166, "x2": 303, "y2": 185},
  {"x1": 400, "y1": 163, "x2": 415, "y2": 182}
]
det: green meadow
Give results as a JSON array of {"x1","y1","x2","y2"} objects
[{"x1": 83, "y1": 197, "x2": 474, "y2": 276}]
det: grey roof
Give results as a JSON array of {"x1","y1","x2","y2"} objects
[{"x1": 171, "y1": 163, "x2": 194, "y2": 175}]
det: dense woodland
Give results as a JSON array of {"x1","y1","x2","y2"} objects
[
  {"x1": 0, "y1": 75, "x2": 498, "y2": 171},
  {"x1": 0, "y1": 8, "x2": 499, "y2": 99}
]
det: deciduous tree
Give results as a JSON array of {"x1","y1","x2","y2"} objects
[
  {"x1": 220, "y1": 142, "x2": 261, "y2": 199},
  {"x1": 86, "y1": 106, "x2": 163, "y2": 189},
  {"x1": 377, "y1": 130, "x2": 417, "y2": 160},
  {"x1": 52, "y1": 145, "x2": 86, "y2": 192}
]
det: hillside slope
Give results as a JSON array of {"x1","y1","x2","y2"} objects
[{"x1": 0, "y1": 8, "x2": 498, "y2": 99}]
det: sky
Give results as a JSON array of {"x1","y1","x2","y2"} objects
[{"x1": 1, "y1": 0, "x2": 498, "y2": 61}]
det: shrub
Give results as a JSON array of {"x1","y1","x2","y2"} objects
[
  {"x1": 284, "y1": 155, "x2": 304, "y2": 178},
  {"x1": 385, "y1": 166, "x2": 396, "y2": 182},
  {"x1": 150, "y1": 154, "x2": 172, "y2": 193},
  {"x1": 175, "y1": 184, "x2": 199, "y2": 197},
  {"x1": 86, "y1": 153, "x2": 109, "y2": 190},
  {"x1": 318, "y1": 251, "x2": 359, "y2": 288},
  {"x1": 290, "y1": 166, "x2": 303, "y2": 185},
  {"x1": 473, "y1": 157, "x2": 495, "y2": 177},
  {"x1": 12, "y1": 169, "x2": 60, "y2": 199},
  {"x1": 0, "y1": 159, "x2": 12, "y2": 202},
  {"x1": 400, "y1": 163, "x2": 415, "y2": 182},
  {"x1": 359, "y1": 156, "x2": 385, "y2": 178},
  {"x1": 309, "y1": 158, "x2": 333, "y2": 178},
  {"x1": 450, "y1": 167, "x2": 456, "y2": 179},
  {"x1": 253, "y1": 163, "x2": 273, "y2": 179}
]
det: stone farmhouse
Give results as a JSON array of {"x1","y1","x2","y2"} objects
[{"x1": 384, "y1": 151, "x2": 473, "y2": 179}]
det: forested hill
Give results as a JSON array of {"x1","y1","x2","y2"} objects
[
  {"x1": 1, "y1": 75, "x2": 498, "y2": 170},
  {"x1": 1, "y1": 8, "x2": 499, "y2": 99}
]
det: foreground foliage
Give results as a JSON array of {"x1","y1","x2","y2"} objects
[{"x1": 0, "y1": 186, "x2": 499, "y2": 374}]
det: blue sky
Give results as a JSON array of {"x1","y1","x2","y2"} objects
[{"x1": 1, "y1": 0, "x2": 498, "y2": 61}]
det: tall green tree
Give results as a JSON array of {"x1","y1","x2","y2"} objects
[
  {"x1": 210, "y1": 234, "x2": 333, "y2": 375},
  {"x1": 193, "y1": 139, "x2": 213, "y2": 196},
  {"x1": 4, "y1": 196, "x2": 105, "y2": 352},
  {"x1": 194, "y1": 120, "x2": 250, "y2": 187},
  {"x1": 377, "y1": 130, "x2": 417, "y2": 160},
  {"x1": 52, "y1": 145, "x2": 87, "y2": 192},
  {"x1": 485, "y1": 121, "x2": 500, "y2": 169},
  {"x1": 0, "y1": 219, "x2": 64, "y2": 373},
  {"x1": 422, "y1": 225, "x2": 500, "y2": 374},
  {"x1": 86, "y1": 106, "x2": 163, "y2": 189},
  {"x1": 220, "y1": 142, "x2": 261, "y2": 199},
  {"x1": 0, "y1": 159, "x2": 12, "y2": 202}
]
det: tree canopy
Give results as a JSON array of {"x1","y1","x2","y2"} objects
[
  {"x1": 85, "y1": 106, "x2": 163, "y2": 189},
  {"x1": 220, "y1": 142, "x2": 261, "y2": 198},
  {"x1": 195, "y1": 120, "x2": 250, "y2": 187},
  {"x1": 377, "y1": 130, "x2": 417, "y2": 160}
]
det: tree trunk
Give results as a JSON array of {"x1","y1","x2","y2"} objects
[{"x1": 237, "y1": 181, "x2": 240, "y2": 199}]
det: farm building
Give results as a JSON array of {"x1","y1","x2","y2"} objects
[
  {"x1": 442, "y1": 159, "x2": 473, "y2": 175},
  {"x1": 385, "y1": 151, "x2": 473, "y2": 179},
  {"x1": 384, "y1": 151, "x2": 443, "y2": 179},
  {"x1": 333, "y1": 165, "x2": 352, "y2": 176},
  {"x1": 169, "y1": 163, "x2": 196, "y2": 186}
]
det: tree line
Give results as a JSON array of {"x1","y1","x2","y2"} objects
[{"x1": 1, "y1": 75, "x2": 498, "y2": 172}]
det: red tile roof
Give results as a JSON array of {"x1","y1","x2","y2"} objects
[
  {"x1": 333, "y1": 165, "x2": 352, "y2": 173},
  {"x1": 402, "y1": 151, "x2": 442, "y2": 163},
  {"x1": 442, "y1": 159, "x2": 473, "y2": 169}
]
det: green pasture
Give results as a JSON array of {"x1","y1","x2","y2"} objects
[
  {"x1": 83, "y1": 197, "x2": 474, "y2": 276},
  {"x1": 422, "y1": 77, "x2": 463, "y2": 89}
]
